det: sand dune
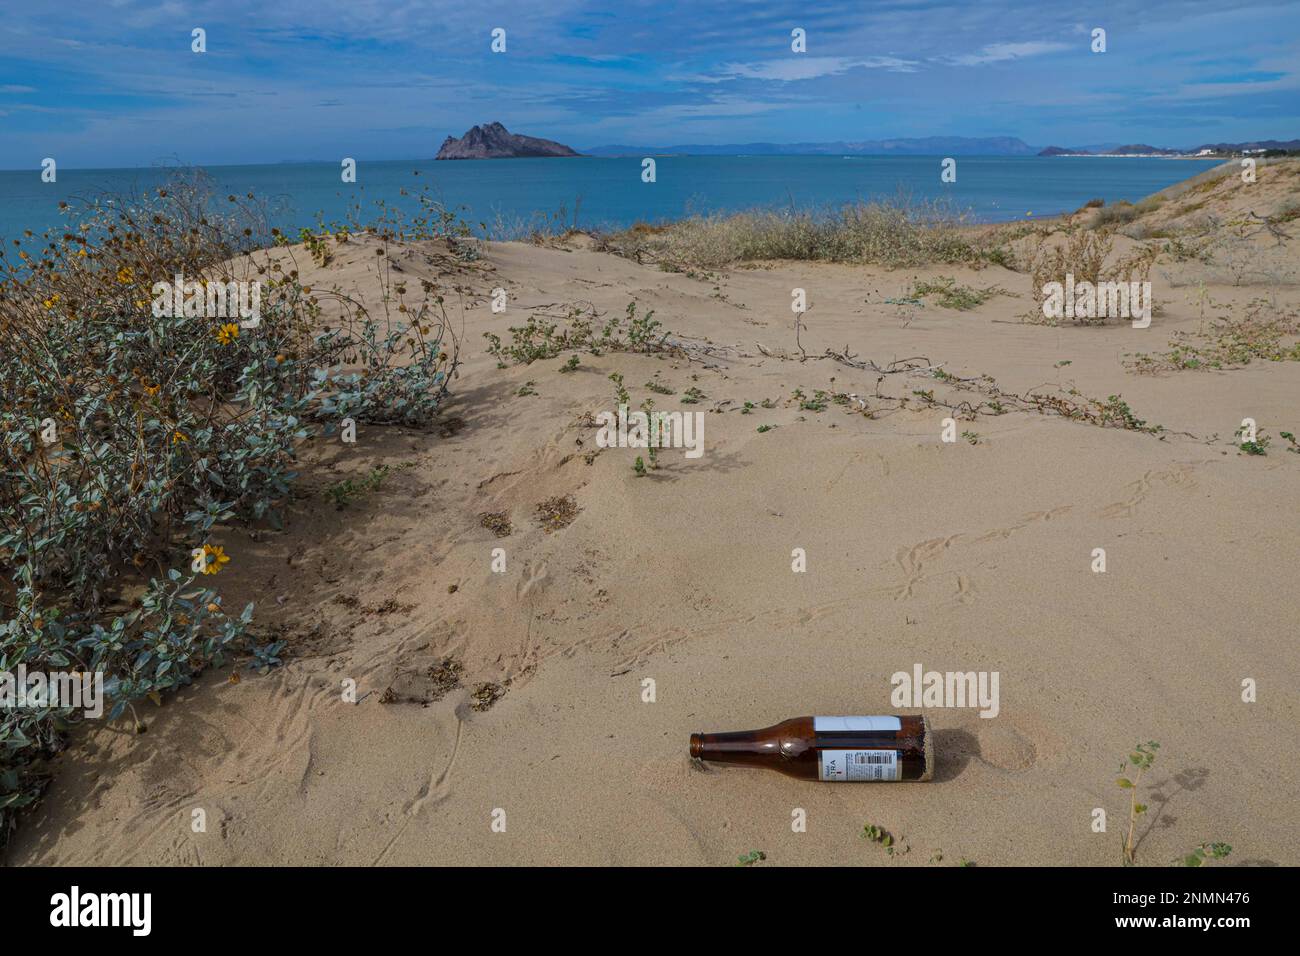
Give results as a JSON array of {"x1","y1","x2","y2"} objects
[{"x1": 8, "y1": 162, "x2": 1300, "y2": 867}]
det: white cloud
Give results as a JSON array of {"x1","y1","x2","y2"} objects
[
  {"x1": 698, "y1": 55, "x2": 919, "y2": 83},
  {"x1": 946, "y1": 41, "x2": 1070, "y2": 66}
]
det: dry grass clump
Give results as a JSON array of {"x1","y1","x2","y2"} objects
[
  {"x1": 1089, "y1": 196, "x2": 1164, "y2": 230},
  {"x1": 597, "y1": 196, "x2": 978, "y2": 270},
  {"x1": 535, "y1": 494, "x2": 579, "y2": 532},
  {"x1": 478, "y1": 511, "x2": 513, "y2": 537},
  {"x1": 1027, "y1": 228, "x2": 1158, "y2": 323}
]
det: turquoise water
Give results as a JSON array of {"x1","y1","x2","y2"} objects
[{"x1": 0, "y1": 155, "x2": 1221, "y2": 241}]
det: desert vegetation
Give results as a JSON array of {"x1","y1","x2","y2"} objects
[
  {"x1": 596, "y1": 196, "x2": 982, "y2": 270},
  {"x1": 0, "y1": 171, "x2": 460, "y2": 842}
]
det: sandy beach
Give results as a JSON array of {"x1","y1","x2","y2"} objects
[{"x1": 7, "y1": 159, "x2": 1299, "y2": 868}]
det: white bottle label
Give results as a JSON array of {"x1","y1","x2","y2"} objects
[
  {"x1": 813, "y1": 716, "x2": 901, "y2": 732},
  {"x1": 819, "y1": 749, "x2": 900, "y2": 781}
]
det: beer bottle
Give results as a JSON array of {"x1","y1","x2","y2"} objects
[{"x1": 690, "y1": 715, "x2": 933, "y2": 781}]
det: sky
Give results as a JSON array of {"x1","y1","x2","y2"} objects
[{"x1": 0, "y1": 0, "x2": 1296, "y2": 169}]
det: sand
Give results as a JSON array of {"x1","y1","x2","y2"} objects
[{"x1": 7, "y1": 161, "x2": 1299, "y2": 867}]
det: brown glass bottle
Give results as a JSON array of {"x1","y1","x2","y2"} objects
[{"x1": 690, "y1": 715, "x2": 933, "y2": 781}]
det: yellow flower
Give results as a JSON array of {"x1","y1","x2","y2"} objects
[
  {"x1": 116, "y1": 266, "x2": 134, "y2": 284},
  {"x1": 172, "y1": 430, "x2": 187, "y2": 444},
  {"x1": 144, "y1": 383, "x2": 161, "y2": 396},
  {"x1": 200, "y1": 543, "x2": 229, "y2": 575},
  {"x1": 77, "y1": 249, "x2": 87, "y2": 258},
  {"x1": 215, "y1": 322, "x2": 239, "y2": 345}
]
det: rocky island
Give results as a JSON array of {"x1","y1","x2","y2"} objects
[{"x1": 435, "y1": 122, "x2": 581, "y2": 160}]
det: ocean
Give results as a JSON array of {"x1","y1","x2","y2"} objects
[{"x1": 0, "y1": 155, "x2": 1222, "y2": 242}]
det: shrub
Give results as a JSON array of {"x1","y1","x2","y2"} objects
[
  {"x1": 1027, "y1": 228, "x2": 1158, "y2": 324},
  {"x1": 0, "y1": 171, "x2": 460, "y2": 843}
]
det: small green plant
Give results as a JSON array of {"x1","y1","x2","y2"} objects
[
  {"x1": 1179, "y1": 842, "x2": 1232, "y2": 867},
  {"x1": 742, "y1": 401, "x2": 755, "y2": 414},
  {"x1": 516, "y1": 381, "x2": 538, "y2": 397},
  {"x1": 298, "y1": 227, "x2": 334, "y2": 266},
  {"x1": 756, "y1": 424, "x2": 776, "y2": 433},
  {"x1": 1236, "y1": 426, "x2": 1269, "y2": 455},
  {"x1": 248, "y1": 638, "x2": 288, "y2": 675},
  {"x1": 484, "y1": 300, "x2": 670, "y2": 366},
  {"x1": 1281, "y1": 431, "x2": 1300, "y2": 454},
  {"x1": 645, "y1": 377, "x2": 674, "y2": 395},
  {"x1": 736, "y1": 850, "x2": 766, "y2": 867},
  {"x1": 640, "y1": 398, "x2": 660, "y2": 470},
  {"x1": 1117, "y1": 741, "x2": 1159, "y2": 865},
  {"x1": 1099, "y1": 395, "x2": 1157, "y2": 433},
  {"x1": 324, "y1": 463, "x2": 414, "y2": 509},
  {"x1": 559, "y1": 355, "x2": 580, "y2": 373},
  {"x1": 681, "y1": 386, "x2": 706, "y2": 404},
  {"x1": 799, "y1": 389, "x2": 829, "y2": 412},
  {"x1": 609, "y1": 372, "x2": 630, "y2": 406},
  {"x1": 860, "y1": 823, "x2": 893, "y2": 848},
  {"x1": 607, "y1": 375, "x2": 662, "y2": 474},
  {"x1": 961, "y1": 430, "x2": 981, "y2": 444},
  {"x1": 910, "y1": 275, "x2": 1006, "y2": 310}
]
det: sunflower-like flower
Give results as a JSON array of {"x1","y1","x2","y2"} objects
[
  {"x1": 200, "y1": 543, "x2": 229, "y2": 575},
  {"x1": 215, "y1": 322, "x2": 239, "y2": 345}
]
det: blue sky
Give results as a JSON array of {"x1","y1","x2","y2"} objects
[{"x1": 0, "y1": 0, "x2": 1296, "y2": 168}]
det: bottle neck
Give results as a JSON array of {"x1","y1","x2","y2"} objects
[{"x1": 690, "y1": 730, "x2": 781, "y2": 764}]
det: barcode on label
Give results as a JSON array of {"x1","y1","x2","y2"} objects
[
  {"x1": 819, "y1": 748, "x2": 899, "y2": 781},
  {"x1": 854, "y1": 753, "x2": 891, "y2": 765}
]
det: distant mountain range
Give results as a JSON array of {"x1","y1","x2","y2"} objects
[
  {"x1": 584, "y1": 136, "x2": 1041, "y2": 157},
  {"x1": 436, "y1": 122, "x2": 580, "y2": 160},
  {"x1": 433, "y1": 125, "x2": 1298, "y2": 159},
  {"x1": 1038, "y1": 139, "x2": 1300, "y2": 156},
  {"x1": 1039, "y1": 144, "x2": 1175, "y2": 156},
  {"x1": 585, "y1": 136, "x2": 1296, "y2": 157}
]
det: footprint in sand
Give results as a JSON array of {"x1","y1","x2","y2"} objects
[
  {"x1": 1099, "y1": 465, "x2": 1198, "y2": 519},
  {"x1": 975, "y1": 723, "x2": 1039, "y2": 772},
  {"x1": 517, "y1": 561, "x2": 549, "y2": 600}
]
